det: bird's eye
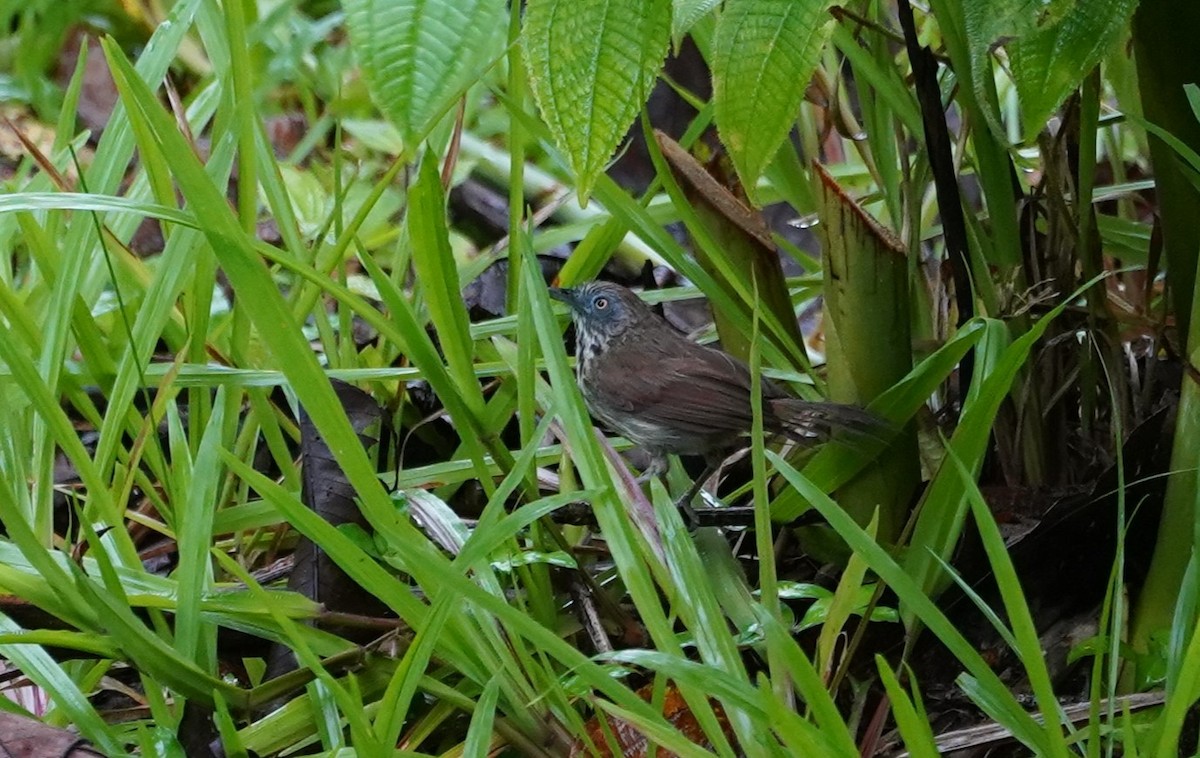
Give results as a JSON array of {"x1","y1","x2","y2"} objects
[{"x1": 593, "y1": 296, "x2": 609, "y2": 310}]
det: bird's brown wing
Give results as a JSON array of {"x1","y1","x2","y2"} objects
[{"x1": 590, "y1": 339, "x2": 762, "y2": 437}]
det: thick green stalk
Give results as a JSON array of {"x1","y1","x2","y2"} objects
[
  {"x1": 1129, "y1": 257, "x2": 1200, "y2": 669},
  {"x1": 1127, "y1": 0, "x2": 1200, "y2": 676},
  {"x1": 811, "y1": 164, "x2": 918, "y2": 544},
  {"x1": 1132, "y1": 0, "x2": 1200, "y2": 343}
]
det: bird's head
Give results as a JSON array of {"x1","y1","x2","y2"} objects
[
  {"x1": 549, "y1": 281, "x2": 654, "y2": 358},
  {"x1": 550, "y1": 281, "x2": 650, "y2": 333}
]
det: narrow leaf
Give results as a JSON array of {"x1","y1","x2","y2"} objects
[
  {"x1": 876, "y1": 658, "x2": 939, "y2": 758},
  {"x1": 408, "y1": 152, "x2": 486, "y2": 415},
  {"x1": 464, "y1": 677, "x2": 502, "y2": 756},
  {"x1": 0, "y1": 613, "x2": 124, "y2": 753}
]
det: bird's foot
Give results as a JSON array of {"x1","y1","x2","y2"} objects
[
  {"x1": 680, "y1": 502, "x2": 757, "y2": 530},
  {"x1": 674, "y1": 483, "x2": 756, "y2": 529}
]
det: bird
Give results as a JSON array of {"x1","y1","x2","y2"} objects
[{"x1": 549, "y1": 281, "x2": 879, "y2": 523}]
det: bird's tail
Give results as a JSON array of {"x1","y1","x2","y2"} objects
[{"x1": 767, "y1": 399, "x2": 888, "y2": 445}]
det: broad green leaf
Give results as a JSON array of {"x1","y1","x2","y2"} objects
[
  {"x1": 672, "y1": 0, "x2": 720, "y2": 45},
  {"x1": 712, "y1": 0, "x2": 836, "y2": 199},
  {"x1": 960, "y1": 0, "x2": 1077, "y2": 137},
  {"x1": 963, "y1": 0, "x2": 1076, "y2": 50},
  {"x1": 344, "y1": 0, "x2": 505, "y2": 145},
  {"x1": 523, "y1": 0, "x2": 671, "y2": 201},
  {"x1": 272, "y1": 164, "x2": 328, "y2": 240},
  {"x1": 1010, "y1": 0, "x2": 1139, "y2": 142}
]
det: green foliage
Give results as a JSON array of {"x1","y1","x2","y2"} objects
[
  {"x1": 343, "y1": 0, "x2": 505, "y2": 147},
  {"x1": 523, "y1": 0, "x2": 672, "y2": 201},
  {"x1": 671, "y1": 0, "x2": 721, "y2": 46},
  {"x1": 961, "y1": 0, "x2": 1077, "y2": 135},
  {"x1": 1010, "y1": 0, "x2": 1140, "y2": 141},
  {"x1": 712, "y1": 0, "x2": 836, "y2": 199},
  {"x1": 407, "y1": 153, "x2": 487, "y2": 417}
]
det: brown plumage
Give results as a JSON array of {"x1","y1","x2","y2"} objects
[{"x1": 550, "y1": 281, "x2": 877, "y2": 479}]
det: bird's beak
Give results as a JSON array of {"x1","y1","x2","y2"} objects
[{"x1": 548, "y1": 287, "x2": 578, "y2": 310}]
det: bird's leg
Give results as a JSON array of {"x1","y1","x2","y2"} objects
[
  {"x1": 673, "y1": 460, "x2": 718, "y2": 530},
  {"x1": 636, "y1": 453, "x2": 754, "y2": 529},
  {"x1": 634, "y1": 452, "x2": 669, "y2": 485},
  {"x1": 633, "y1": 452, "x2": 706, "y2": 527}
]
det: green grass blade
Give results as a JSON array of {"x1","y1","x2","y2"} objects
[
  {"x1": 766, "y1": 451, "x2": 1055, "y2": 754},
  {"x1": 464, "y1": 677, "x2": 502, "y2": 756},
  {"x1": 0, "y1": 613, "x2": 123, "y2": 752},
  {"x1": 407, "y1": 152, "x2": 487, "y2": 417},
  {"x1": 876, "y1": 657, "x2": 939, "y2": 758}
]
